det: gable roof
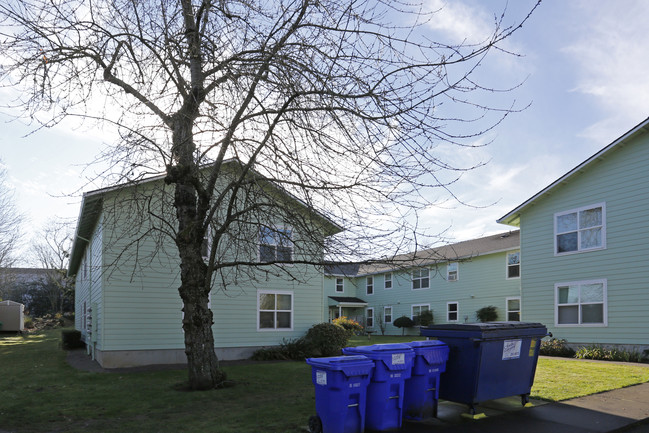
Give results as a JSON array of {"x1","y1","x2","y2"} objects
[
  {"x1": 498, "y1": 116, "x2": 649, "y2": 227},
  {"x1": 68, "y1": 159, "x2": 343, "y2": 276},
  {"x1": 325, "y1": 230, "x2": 520, "y2": 277}
]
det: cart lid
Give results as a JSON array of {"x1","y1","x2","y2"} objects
[{"x1": 306, "y1": 355, "x2": 374, "y2": 376}]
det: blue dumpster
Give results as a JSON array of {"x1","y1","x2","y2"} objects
[
  {"x1": 306, "y1": 355, "x2": 374, "y2": 433},
  {"x1": 403, "y1": 340, "x2": 449, "y2": 420},
  {"x1": 420, "y1": 322, "x2": 548, "y2": 414},
  {"x1": 343, "y1": 344, "x2": 415, "y2": 431}
]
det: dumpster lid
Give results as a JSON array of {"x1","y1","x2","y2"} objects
[
  {"x1": 423, "y1": 322, "x2": 546, "y2": 331},
  {"x1": 421, "y1": 322, "x2": 548, "y2": 339},
  {"x1": 306, "y1": 355, "x2": 372, "y2": 367}
]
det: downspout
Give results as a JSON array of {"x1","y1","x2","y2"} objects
[{"x1": 77, "y1": 235, "x2": 95, "y2": 360}]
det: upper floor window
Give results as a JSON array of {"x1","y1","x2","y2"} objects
[
  {"x1": 555, "y1": 280, "x2": 607, "y2": 326},
  {"x1": 384, "y1": 273, "x2": 392, "y2": 289},
  {"x1": 335, "y1": 278, "x2": 344, "y2": 293},
  {"x1": 259, "y1": 226, "x2": 293, "y2": 262},
  {"x1": 412, "y1": 268, "x2": 429, "y2": 289},
  {"x1": 555, "y1": 204, "x2": 606, "y2": 255},
  {"x1": 366, "y1": 276, "x2": 374, "y2": 295},
  {"x1": 507, "y1": 252, "x2": 520, "y2": 279},
  {"x1": 447, "y1": 262, "x2": 458, "y2": 281}
]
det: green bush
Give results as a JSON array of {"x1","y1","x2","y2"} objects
[
  {"x1": 476, "y1": 306, "x2": 498, "y2": 322},
  {"x1": 23, "y1": 316, "x2": 34, "y2": 329},
  {"x1": 304, "y1": 322, "x2": 350, "y2": 357},
  {"x1": 61, "y1": 329, "x2": 84, "y2": 350},
  {"x1": 413, "y1": 310, "x2": 433, "y2": 326},
  {"x1": 251, "y1": 338, "x2": 310, "y2": 361},
  {"x1": 540, "y1": 338, "x2": 576, "y2": 358},
  {"x1": 393, "y1": 316, "x2": 415, "y2": 335},
  {"x1": 575, "y1": 345, "x2": 644, "y2": 363}
]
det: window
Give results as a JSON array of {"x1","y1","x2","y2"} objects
[
  {"x1": 258, "y1": 290, "x2": 293, "y2": 330},
  {"x1": 447, "y1": 302, "x2": 458, "y2": 322},
  {"x1": 411, "y1": 304, "x2": 430, "y2": 320},
  {"x1": 384, "y1": 273, "x2": 392, "y2": 289},
  {"x1": 335, "y1": 278, "x2": 344, "y2": 293},
  {"x1": 366, "y1": 307, "x2": 374, "y2": 328},
  {"x1": 555, "y1": 204, "x2": 606, "y2": 255},
  {"x1": 507, "y1": 297, "x2": 521, "y2": 321},
  {"x1": 555, "y1": 280, "x2": 607, "y2": 326},
  {"x1": 507, "y1": 252, "x2": 520, "y2": 279},
  {"x1": 412, "y1": 268, "x2": 429, "y2": 290},
  {"x1": 447, "y1": 262, "x2": 458, "y2": 281},
  {"x1": 201, "y1": 232, "x2": 211, "y2": 261},
  {"x1": 366, "y1": 276, "x2": 374, "y2": 295},
  {"x1": 259, "y1": 226, "x2": 293, "y2": 262},
  {"x1": 384, "y1": 306, "x2": 393, "y2": 324}
]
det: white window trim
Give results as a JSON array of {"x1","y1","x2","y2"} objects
[
  {"x1": 257, "y1": 289, "x2": 294, "y2": 331},
  {"x1": 335, "y1": 277, "x2": 344, "y2": 293},
  {"x1": 366, "y1": 307, "x2": 374, "y2": 328},
  {"x1": 258, "y1": 225, "x2": 294, "y2": 263},
  {"x1": 366, "y1": 276, "x2": 374, "y2": 296},
  {"x1": 506, "y1": 296, "x2": 521, "y2": 321},
  {"x1": 554, "y1": 203, "x2": 606, "y2": 256},
  {"x1": 447, "y1": 301, "x2": 459, "y2": 322},
  {"x1": 447, "y1": 262, "x2": 459, "y2": 281},
  {"x1": 384, "y1": 306, "x2": 393, "y2": 324},
  {"x1": 412, "y1": 268, "x2": 430, "y2": 290},
  {"x1": 384, "y1": 272, "x2": 392, "y2": 290},
  {"x1": 554, "y1": 279, "x2": 607, "y2": 327},
  {"x1": 411, "y1": 303, "x2": 430, "y2": 320},
  {"x1": 506, "y1": 251, "x2": 521, "y2": 280}
]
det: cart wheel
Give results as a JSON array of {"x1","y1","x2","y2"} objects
[
  {"x1": 308, "y1": 415, "x2": 323, "y2": 433},
  {"x1": 521, "y1": 394, "x2": 530, "y2": 406}
]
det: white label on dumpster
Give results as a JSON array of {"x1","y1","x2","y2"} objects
[
  {"x1": 392, "y1": 353, "x2": 405, "y2": 365},
  {"x1": 316, "y1": 370, "x2": 327, "y2": 386},
  {"x1": 502, "y1": 339, "x2": 522, "y2": 360}
]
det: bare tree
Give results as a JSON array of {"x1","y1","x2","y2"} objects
[
  {"x1": 0, "y1": 0, "x2": 539, "y2": 389},
  {"x1": 30, "y1": 220, "x2": 75, "y2": 314},
  {"x1": 0, "y1": 162, "x2": 21, "y2": 270}
]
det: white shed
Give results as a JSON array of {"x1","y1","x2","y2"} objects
[{"x1": 0, "y1": 300, "x2": 25, "y2": 332}]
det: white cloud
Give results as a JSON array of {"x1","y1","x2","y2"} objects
[{"x1": 563, "y1": 1, "x2": 649, "y2": 138}]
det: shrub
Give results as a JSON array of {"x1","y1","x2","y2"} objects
[
  {"x1": 23, "y1": 315, "x2": 34, "y2": 329},
  {"x1": 476, "y1": 306, "x2": 498, "y2": 322},
  {"x1": 413, "y1": 310, "x2": 433, "y2": 326},
  {"x1": 393, "y1": 316, "x2": 415, "y2": 335},
  {"x1": 332, "y1": 316, "x2": 364, "y2": 336},
  {"x1": 251, "y1": 338, "x2": 310, "y2": 361},
  {"x1": 575, "y1": 345, "x2": 644, "y2": 363},
  {"x1": 304, "y1": 322, "x2": 350, "y2": 357},
  {"x1": 61, "y1": 329, "x2": 84, "y2": 350},
  {"x1": 540, "y1": 338, "x2": 575, "y2": 358}
]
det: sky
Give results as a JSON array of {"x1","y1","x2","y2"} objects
[{"x1": 2, "y1": 0, "x2": 649, "y2": 265}]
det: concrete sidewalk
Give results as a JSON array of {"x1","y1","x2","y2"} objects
[{"x1": 400, "y1": 382, "x2": 649, "y2": 433}]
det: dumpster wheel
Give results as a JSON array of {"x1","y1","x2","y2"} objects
[{"x1": 308, "y1": 415, "x2": 322, "y2": 433}]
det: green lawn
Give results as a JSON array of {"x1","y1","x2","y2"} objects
[{"x1": 1, "y1": 330, "x2": 648, "y2": 432}]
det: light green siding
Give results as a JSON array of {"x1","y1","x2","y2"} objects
[
  {"x1": 518, "y1": 132, "x2": 649, "y2": 346},
  {"x1": 325, "y1": 250, "x2": 521, "y2": 335},
  {"x1": 75, "y1": 175, "x2": 329, "y2": 357}
]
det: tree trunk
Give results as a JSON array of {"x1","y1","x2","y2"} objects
[{"x1": 170, "y1": 110, "x2": 226, "y2": 389}]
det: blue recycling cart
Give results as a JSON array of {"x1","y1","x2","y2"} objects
[
  {"x1": 420, "y1": 322, "x2": 548, "y2": 415},
  {"x1": 342, "y1": 343, "x2": 415, "y2": 432},
  {"x1": 403, "y1": 340, "x2": 449, "y2": 420},
  {"x1": 306, "y1": 355, "x2": 374, "y2": 433}
]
